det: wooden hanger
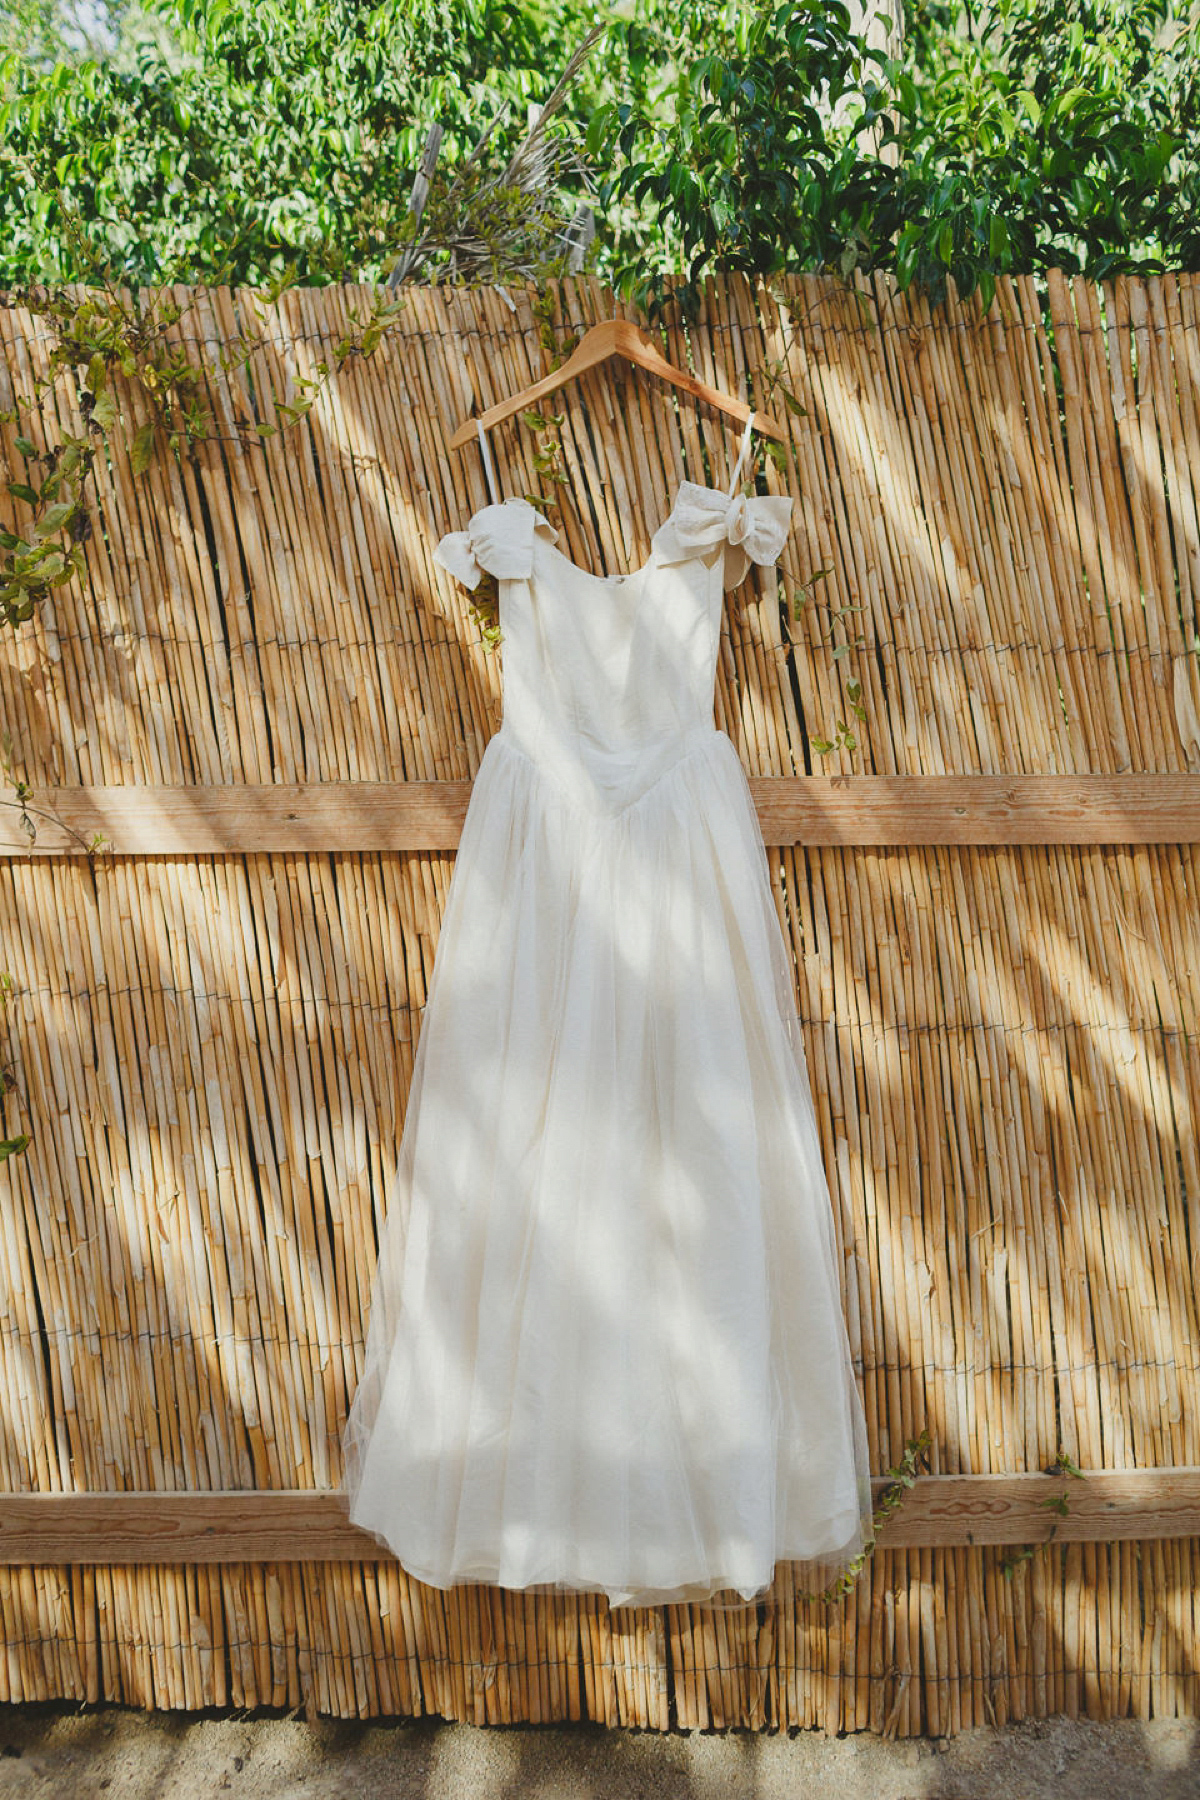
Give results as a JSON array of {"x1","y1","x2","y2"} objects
[{"x1": 446, "y1": 318, "x2": 787, "y2": 450}]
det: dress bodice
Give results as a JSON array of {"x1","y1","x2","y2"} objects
[{"x1": 433, "y1": 484, "x2": 792, "y2": 815}]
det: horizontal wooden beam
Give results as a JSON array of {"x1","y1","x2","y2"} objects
[
  {"x1": 1, "y1": 1471, "x2": 1198, "y2": 1565},
  {"x1": 2, "y1": 775, "x2": 1200, "y2": 856},
  {"x1": 1, "y1": 780, "x2": 473, "y2": 855}
]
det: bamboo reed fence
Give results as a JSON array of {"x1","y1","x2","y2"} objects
[{"x1": 0, "y1": 268, "x2": 1198, "y2": 1734}]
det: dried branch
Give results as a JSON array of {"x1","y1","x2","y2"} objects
[
  {"x1": 390, "y1": 23, "x2": 604, "y2": 288},
  {"x1": 502, "y1": 22, "x2": 606, "y2": 189}
]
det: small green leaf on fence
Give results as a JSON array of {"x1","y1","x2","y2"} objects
[
  {"x1": 1043, "y1": 1448, "x2": 1085, "y2": 1480},
  {"x1": 36, "y1": 502, "x2": 75, "y2": 537},
  {"x1": 130, "y1": 422, "x2": 156, "y2": 475},
  {"x1": 1000, "y1": 1545, "x2": 1036, "y2": 1579}
]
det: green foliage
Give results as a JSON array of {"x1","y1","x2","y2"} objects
[
  {"x1": 0, "y1": 180, "x2": 408, "y2": 644},
  {"x1": 794, "y1": 1427, "x2": 933, "y2": 1604},
  {"x1": 593, "y1": 1, "x2": 895, "y2": 316},
  {"x1": 782, "y1": 559, "x2": 870, "y2": 764},
  {"x1": 1000, "y1": 1444, "x2": 1086, "y2": 1570},
  {"x1": 881, "y1": 0, "x2": 1200, "y2": 308},
  {"x1": 1044, "y1": 1445, "x2": 1085, "y2": 1478},
  {"x1": 0, "y1": 0, "x2": 609, "y2": 288},
  {"x1": 0, "y1": 0, "x2": 1194, "y2": 311},
  {"x1": 595, "y1": 0, "x2": 1199, "y2": 315},
  {"x1": 0, "y1": 959, "x2": 25, "y2": 1163}
]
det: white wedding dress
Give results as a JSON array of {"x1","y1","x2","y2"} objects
[{"x1": 342, "y1": 443, "x2": 873, "y2": 1609}]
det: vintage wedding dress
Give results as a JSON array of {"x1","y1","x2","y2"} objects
[{"x1": 342, "y1": 440, "x2": 873, "y2": 1609}]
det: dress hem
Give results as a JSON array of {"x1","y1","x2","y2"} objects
[{"x1": 343, "y1": 1504, "x2": 873, "y2": 1613}]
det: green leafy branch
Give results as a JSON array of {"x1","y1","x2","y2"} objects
[
  {"x1": 1039, "y1": 1444, "x2": 1086, "y2": 1518},
  {"x1": 999, "y1": 1447, "x2": 1086, "y2": 1575},
  {"x1": 0, "y1": 729, "x2": 108, "y2": 860},
  {"x1": 784, "y1": 567, "x2": 870, "y2": 761},
  {"x1": 520, "y1": 400, "x2": 571, "y2": 513},
  {"x1": 0, "y1": 169, "x2": 408, "y2": 639},
  {"x1": 466, "y1": 570, "x2": 503, "y2": 653},
  {"x1": 531, "y1": 285, "x2": 582, "y2": 373},
  {"x1": 752, "y1": 281, "x2": 878, "y2": 458},
  {"x1": 0, "y1": 792, "x2": 108, "y2": 858},
  {"x1": 458, "y1": 400, "x2": 574, "y2": 654},
  {"x1": 795, "y1": 1428, "x2": 933, "y2": 1605},
  {"x1": 0, "y1": 970, "x2": 28, "y2": 1165}
]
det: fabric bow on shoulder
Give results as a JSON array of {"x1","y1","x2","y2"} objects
[
  {"x1": 433, "y1": 498, "x2": 558, "y2": 590},
  {"x1": 652, "y1": 481, "x2": 793, "y2": 592}
]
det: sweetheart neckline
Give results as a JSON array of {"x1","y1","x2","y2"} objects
[
  {"x1": 540, "y1": 538, "x2": 658, "y2": 590},
  {"x1": 495, "y1": 479, "x2": 745, "y2": 588}
]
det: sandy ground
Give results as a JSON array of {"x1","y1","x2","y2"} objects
[{"x1": 0, "y1": 1708, "x2": 1196, "y2": 1799}]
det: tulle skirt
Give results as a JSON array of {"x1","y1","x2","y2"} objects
[{"x1": 341, "y1": 725, "x2": 873, "y2": 1609}]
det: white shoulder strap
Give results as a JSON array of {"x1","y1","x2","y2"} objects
[
  {"x1": 727, "y1": 412, "x2": 756, "y2": 496},
  {"x1": 477, "y1": 418, "x2": 500, "y2": 504}
]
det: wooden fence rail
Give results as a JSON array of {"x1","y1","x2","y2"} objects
[
  {"x1": 5, "y1": 1472, "x2": 1200, "y2": 1563},
  {"x1": 3, "y1": 774, "x2": 1200, "y2": 853}
]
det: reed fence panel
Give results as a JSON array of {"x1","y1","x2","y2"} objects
[{"x1": 0, "y1": 269, "x2": 1198, "y2": 1731}]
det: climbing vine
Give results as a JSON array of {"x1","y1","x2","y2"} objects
[
  {"x1": 794, "y1": 1428, "x2": 933, "y2": 1605},
  {"x1": 0, "y1": 184, "x2": 410, "y2": 1159},
  {"x1": 0, "y1": 174, "x2": 407, "y2": 640}
]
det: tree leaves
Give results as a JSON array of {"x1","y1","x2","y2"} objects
[
  {"x1": 0, "y1": 0, "x2": 614, "y2": 290},
  {"x1": 0, "y1": 0, "x2": 1194, "y2": 331},
  {"x1": 597, "y1": 0, "x2": 1198, "y2": 317}
]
